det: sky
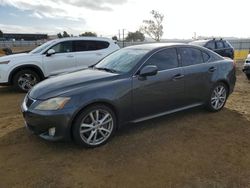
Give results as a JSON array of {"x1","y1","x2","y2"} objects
[{"x1": 0, "y1": 0, "x2": 249, "y2": 39}]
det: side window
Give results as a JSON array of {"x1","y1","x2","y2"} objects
[
  {"x1": 74, "y1": 41, "x2": 88, "y2": 52},
  {"x1": 179, "y1": 47, "x2": 203, "y2": 66},
  {"x1": 202, "y1": 52, "x2": 210, "y2": 62},
  {"x1": 50, "y1": 41, "x2": 73, "y2": 53},
  {"x1": 93, "y1": 41, "x2": 110, "y2": 50},
  {"x1": 205, "y1": 41, "x2": 215, "y2": 50},
  {"x1": 145, "y1": 48, "x2": 178, "y2": 71},
  {"x1": 216, "y1": 41, "x2": 224, "y2": 49},
  {"x1": 74, "y1": 41, "x2": 110, "y2": 52}
]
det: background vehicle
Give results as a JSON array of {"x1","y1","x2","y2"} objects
[
  {"x1": 190, "y1": 38, "x2": 234, "y2": 59},
  {"x1": 243, "y1": 53, "x2": 250, "y2": 80},
  {"x1": 21, "y1": 43, "x2": 236, "y2": 148},
  {"x1": 0, "y1": 37, "x2": 120, "y2": 92}
]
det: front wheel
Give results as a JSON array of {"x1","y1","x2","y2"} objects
[
  {"x1": 13, "y1": 69, "x2": 40, "y2": 92},
  {"x1": 206, "y1": 83, "x2": 228, "y2": 112},
  {"x1": 72, "y1": 105, "x2": 117, "y2": 148}
]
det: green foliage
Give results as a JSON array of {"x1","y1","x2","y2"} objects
[
  {"x1": 57, "y1": 33, "x2": 63, "y2": 38},
  {"x1": 62, "y1": 31, "x2": 70, "y2": 38},
  {"x1": 125, "y1": 31, "x2": 145, "y2": 42},
  {"x1": 112, "y1": 36, "x2": 118, "y2": 41},
  {"x1": 140, "y1": 10, "x2": 164, "y2": 41},
  {"x1": 80, "y1": 32, "x2": 97, "y2": 37}
]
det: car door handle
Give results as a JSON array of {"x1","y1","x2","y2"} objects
[
  {"x1": 172, "y1": 74, "x2": 184, "y2": 81},
  {"x1": 67, "y1": 55, "x2": 74, "y2": 58},
  {"x1": 208, "y1": 67, "x2": 216, "y2": 73}
]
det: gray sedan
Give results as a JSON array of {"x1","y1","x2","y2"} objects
[{"x1": 21, "y1": 43, "x2": 236, "y2": 148}]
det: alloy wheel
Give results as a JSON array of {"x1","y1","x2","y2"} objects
[
  {"x1": 211, "y1": 85, "x2": 227, "y2": 110},
  {"x1": 18, "y1": 73, "x2": 38, "y2": 91},
  {"x1": 79, "y1": 109, "x2": 114, "y2": 146}
]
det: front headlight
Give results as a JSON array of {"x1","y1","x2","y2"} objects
[{"x1": 35, "y1": 97, "x2": 70, "y2": 111}]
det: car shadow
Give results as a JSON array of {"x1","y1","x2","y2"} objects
[{"x1": 1, "y1": 106, "x2": 249, "y2": 152}]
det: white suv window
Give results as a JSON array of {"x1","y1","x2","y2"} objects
[
  {"x1": 73, "y1": 40, "x2": 110, "y2": 52},
  {"x1": 50, "y1": 41, "x2": 73, "y2": 53}
]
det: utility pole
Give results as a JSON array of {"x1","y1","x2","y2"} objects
[
  {"x1": 122, "y1": 29, "x2": 125, "y2": 48},
  {"x1": 118, "y1": 30, "x2": 121, "y2": 41}
]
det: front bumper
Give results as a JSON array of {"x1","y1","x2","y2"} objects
[{"x1": 21, "y1": 100, "x2": 74, "y2": 141}]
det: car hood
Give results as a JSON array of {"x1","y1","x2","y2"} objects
[
  {"x1": 0, "y1": 53, "x2": 35, "y2": 62},
  {"x1": 29, "y1": 69, "x2": 118, "y2": 100}
]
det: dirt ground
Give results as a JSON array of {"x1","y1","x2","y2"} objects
[{"x1": 0, "y1": 64, "x2": 250, "y2": 188}]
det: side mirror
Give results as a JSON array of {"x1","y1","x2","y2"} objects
[
  {"x1": 46, "y1": 49, "x2": 56, "y2": 56},
  {"x1": 139, "y1": 65, "x2": 158, "y2": 77}
]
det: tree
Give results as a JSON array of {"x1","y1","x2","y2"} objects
[
  {"x1": 140, "y1": 10, "x2": 164, "y2": 41},
  {"x1": 57, "y1": 32, "x2": 63, "y2": 38},
  {"x1": 112, "y1": 36, "x2": 118, "y2": 41},
  {"x1": 0, "y1": 30, "x2": 3, "y2": 38},
  {"x1": 125, "y1": 31, "x2": 145, "y2": 42},
  {"x1": 63, "y1": 31, "x2": 70, "y2": 38},
  {"x1": 80, "y1": 32, "x2": 97, "y2": 37}
]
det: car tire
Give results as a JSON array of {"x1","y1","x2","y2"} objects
[
  {"x1": 72, "y1": 104, "x2": 117, "y2": 148},
  {"x1": 206, "y1": 82, "x2": 228, "y2": 112},
  {"x1": 13, "y1": 69, "x2": 41, "y2": 92},
  {"x1": 246, "y1": 74, "x2": 250, "y2": 80}
]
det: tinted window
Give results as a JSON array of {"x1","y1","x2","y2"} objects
[
  {"x1": 74, "y1": 40, "x2": 110, "y2": 52},
  {"x1": 202, "y1": 52, "x2": 210, "y2": 62},
  {"x1": 179, "y1": 48, "x2": 203, "y2": 66},
  {"x1": 216, "y1": 41, "x2": 224, "y2": 49},
  {"x1": 145, "y1": 48, "x2": 178, "y2": 71},
  {"x1": 224, "y1": 41, "x2": 231, "y2": 48},
  {"x1": 205, "y1": 41, "x2": 215, "y2": 50},
  {"x1": 50, "y1": 41, "x2": 73, "y2": 53}
]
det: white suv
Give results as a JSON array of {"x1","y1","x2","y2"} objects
[{"x1": 0, "y1": 37, "x2": 120, "y2": 92}]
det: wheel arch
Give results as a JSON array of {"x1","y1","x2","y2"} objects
[
  {"x1": 69, "y1": 100, "x2": 119, "y2": 140},
  {"x1": 8, "y1": 64, "x2": 45, "y2": 84},
  {"x1": 215, "y1": 79, "x2": 230, "y2": 95}
]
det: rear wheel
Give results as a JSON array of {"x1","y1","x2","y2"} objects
[
  {"x1": 246, "y1": 74, "x2": 250, "y2": 80},
  {"x1": 206, "y1": 82, "x2": 228, "y2": 112},
  {"x1": 72, "y1": 105, "x2": 117, "y2": 148},
  {"x1": 13, "y1": 69, "x2": 41, "y2": 92}
]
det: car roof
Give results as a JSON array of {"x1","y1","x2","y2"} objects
[
  {"x1": 50, "y1": 37, "x2": 114, "y2": 43},
  {"x1": 126, "y1": 43, "x2": 204, "y2": 51},
  {"x1": 126, "y1": 43, "x2": 187, "y2": 50}
]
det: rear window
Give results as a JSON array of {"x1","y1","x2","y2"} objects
[
  {"x1": 73, "y1": 40, "x2": 110, "y2": 52},
  {"x1": 224, "y1": 41, "x2": 232, "y2": 48},
  {"x1": 216, "y1": 41, "x2": 224, "y2": 49},
  {"x1": 205, "y1": 41, "x2": 215, "y2": 50}
]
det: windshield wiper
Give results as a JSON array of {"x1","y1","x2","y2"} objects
[{"x1": 94, "y1": 67, "x2": 118, "y2": 73}]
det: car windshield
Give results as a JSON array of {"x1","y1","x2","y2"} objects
[
  {"x1": 29, "y1": 40, "x2": 56, "y2": 54},
  {"x1": 94, "y1": 48, "x2": 149, "y2": 73}
]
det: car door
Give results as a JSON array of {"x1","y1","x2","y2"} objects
[
  {"x1": 132, "y1": 48, "x2": 185, "y2": 119},
  {"x1": 73, "y1": 40, "x2": 111, "y2": 69},
  {"x1": 43, "y1": 41, "x2": 77, "y2": 76},
  {"x1": 215, "y1": 41, "x2": 225, "y2": 57},
  {"x1": 178, "y1": 47, "x2": 218, "y2": 105}
]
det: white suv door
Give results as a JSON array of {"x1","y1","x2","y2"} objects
[
  {"x1": 43, "y1": 41, "x2": 77, "y2": 76},
  {"x1": 73, "y1": 40, "x2": 112, "y2": 69}
]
